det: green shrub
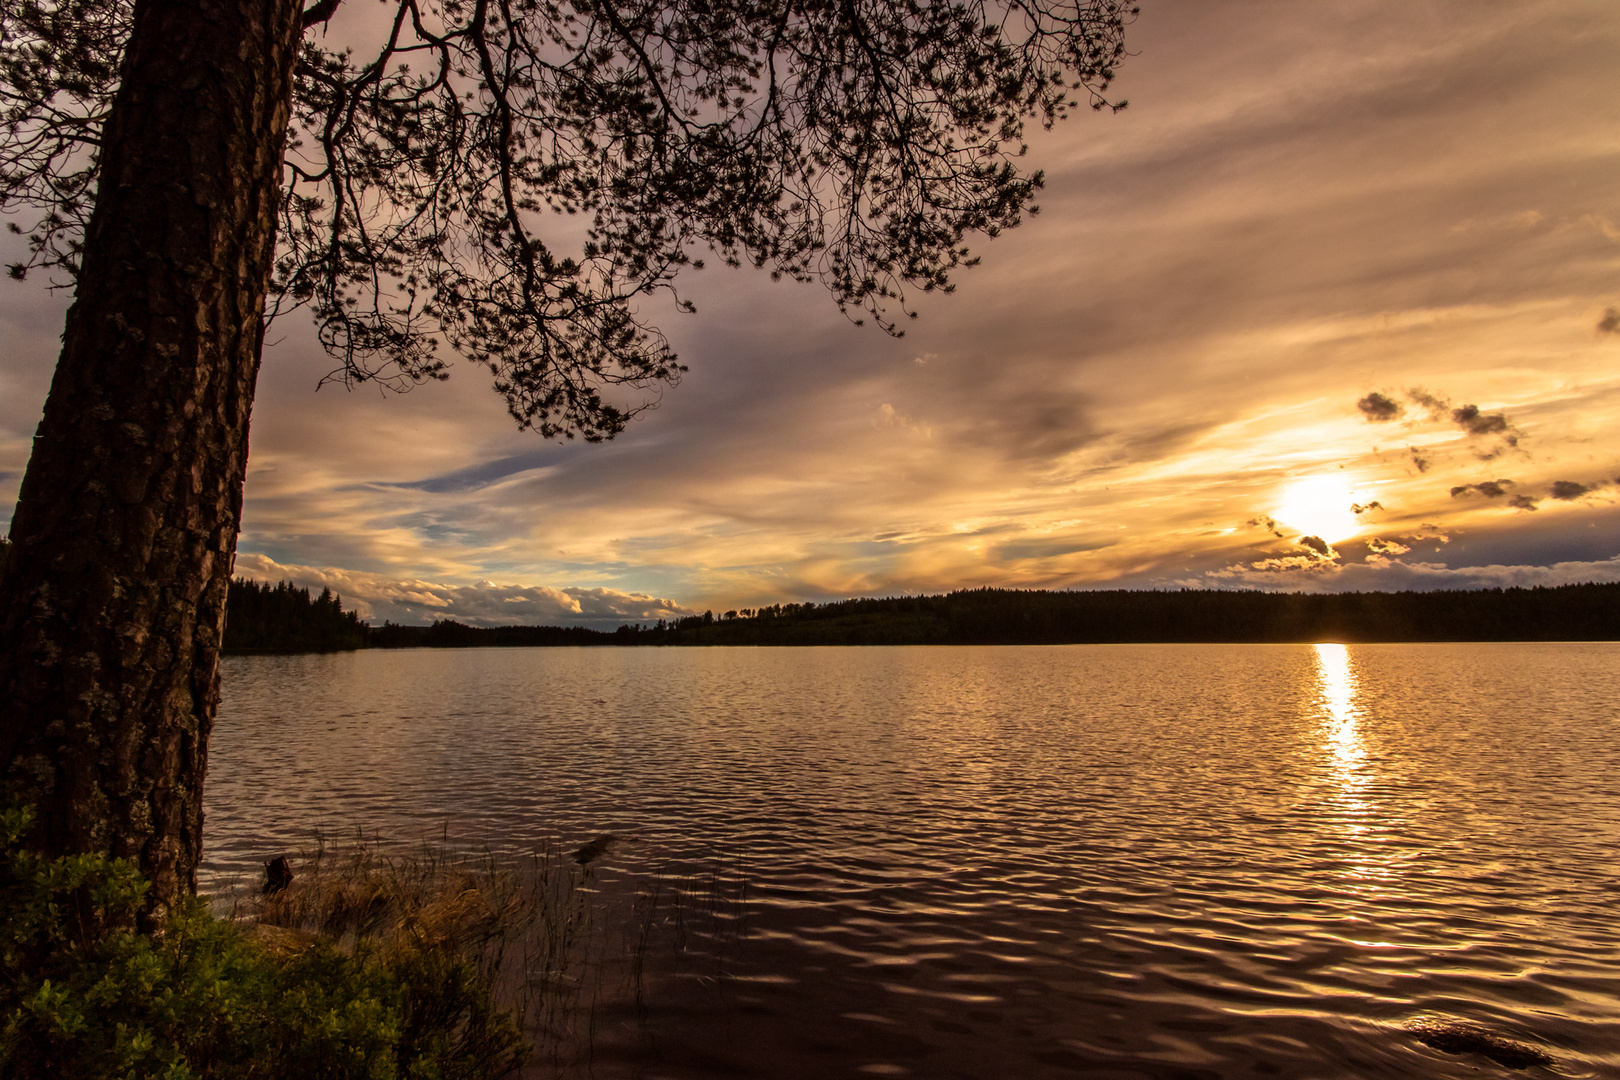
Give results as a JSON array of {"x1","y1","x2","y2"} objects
[{"x1": 0, "y1": 808, "x2": 526, "y2": 1080}]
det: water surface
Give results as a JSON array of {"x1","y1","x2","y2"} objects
[{"x1": 207, "y1": 643, "x2": 1620, "y2": 1078}]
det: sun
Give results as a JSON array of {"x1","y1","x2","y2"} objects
[{"x1": 1274, "y1": 476, "x2": 1364, "y2": 543}]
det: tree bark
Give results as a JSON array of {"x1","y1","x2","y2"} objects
[{"x1": 0, "y1": 0, "x2": 305, "y2": 918}]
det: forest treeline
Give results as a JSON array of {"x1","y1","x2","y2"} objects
[
  {"x1": 222, "y1": 579, "x2": 1620, "y2": 653},
  {"x1": 222, "y1": 579, "x2": 368, "y2": 653},
  {"x1": 622, "y1": 583, "x2": 1620, "y2": 645}
]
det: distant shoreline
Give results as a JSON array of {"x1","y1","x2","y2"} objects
[{"x1": 224, "y1": 581, "x2": 1620, "y2": 654}]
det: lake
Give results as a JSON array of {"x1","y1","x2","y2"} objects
[{"x1": 206, "y1": 643, "x2": 1620, "y2": 1078}]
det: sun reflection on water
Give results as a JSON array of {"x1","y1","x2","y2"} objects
[
  {"x1": 1310, "y1": 643, "x2": 1400, "y2": 890},
  {"x1": 1314, "y1": 643, "x2": 1363, "y2": 768}
]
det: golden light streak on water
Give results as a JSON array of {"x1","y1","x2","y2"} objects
[
  {"x1": 1313, "y1": 642, "x2": 1396, "y2": 892},
  {"x1": 1313, "y1": 642, "x2": 1363, "y2": 769}
]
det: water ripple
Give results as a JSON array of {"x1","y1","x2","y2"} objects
[{"x1": 206, "y1": 642, "x2": 1620, "y2": 1078}]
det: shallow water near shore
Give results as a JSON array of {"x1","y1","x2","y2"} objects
[{"x1": 205, "y1": 642, "x2": 1620, "y2": 1078}]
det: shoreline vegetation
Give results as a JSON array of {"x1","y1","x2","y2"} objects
[
  {"x1": 2, "y1": 806, "x2": 748, "y2": 1079},
  {"x1": 222, "y1": 579, "x2": 1620, "y2": 655},
  {"x1": 0, "y1": 807, "x2": 525, "y2": 1079}
]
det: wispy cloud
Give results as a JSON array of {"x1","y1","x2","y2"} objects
[
  {"x1": 4, "y1": 2, "x2": 1619, "y2": 609},
  {"x1": 233, "y1": 554, "x2": 693, "y2": 628}
]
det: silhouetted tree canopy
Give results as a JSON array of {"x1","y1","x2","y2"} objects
[{"x1": 5, "y1": 0, "x2": 1135, "y2": 435}]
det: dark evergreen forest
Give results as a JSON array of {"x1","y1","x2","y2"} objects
[
  {"x1": 369, "y1": 620, "x2": 608, "y2": 648},
  {"x1": 222, "y1": 579, "x2": 368, "y2": 653},
  {"x1": 363, "y1": 583, "x2": 1619, "y2": 649}
]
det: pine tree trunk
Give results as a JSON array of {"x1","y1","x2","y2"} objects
[{"x1": 0, "y1": 0, "x2": 305, "y2": 917}]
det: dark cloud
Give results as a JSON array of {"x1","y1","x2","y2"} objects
[
  {"x1": 1297, "y1": 535, "x2": 1336, "y2": 558},
  {"x1": 1350, "y1": 500, "x2": 1383, "y2": 514},
  {"x1": 1406, "y1": 388, "x2": 1450, "y2": 417},
  {"x1": 1462, "y1": 473, "x2": 1617, "y2": 506},
  {"x1": 1399, "y1": 395, "x2": 1524, "y2": 459},
  {"x1": 1549, "y1": 480, "x2": 1590, "y2": 501},
  {"x1": 1394, "y1": 387, "x2": 1523, "y2": 468},
  {"x1": 1544, "y1": 476, "x2": 1618, "y2": 501},
  {"x1": 1599, "y1": 308, "x2": 1620, "y2": 334},
  {"x1": 1357, "y1": 391, "x2": 1402, "y2": 422},
  {"x1": 1450, "y1": 403, "x2": 1516, "y2": 442},
  {"x1": 1247, "y1": 514, "x2": 1284, "y2": 538},
  {"x1": 1365, "y1": 536, "x2": 1410, "y2": 555},
  {"x1": 1450, "y1": 479, "x2": 1514, "y2": 498}
]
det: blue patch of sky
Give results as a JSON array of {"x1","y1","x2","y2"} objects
[
  {"x1": 381, "y1": 448, "x2": 574, "y2": 493},
  {"x1": 1436, "y1": 507, "x2": 1620, "y2": 569}
]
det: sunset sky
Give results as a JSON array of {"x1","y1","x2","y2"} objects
[{"x1": 3, "y1": 0, "x2": 1619, "y2": 628}]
